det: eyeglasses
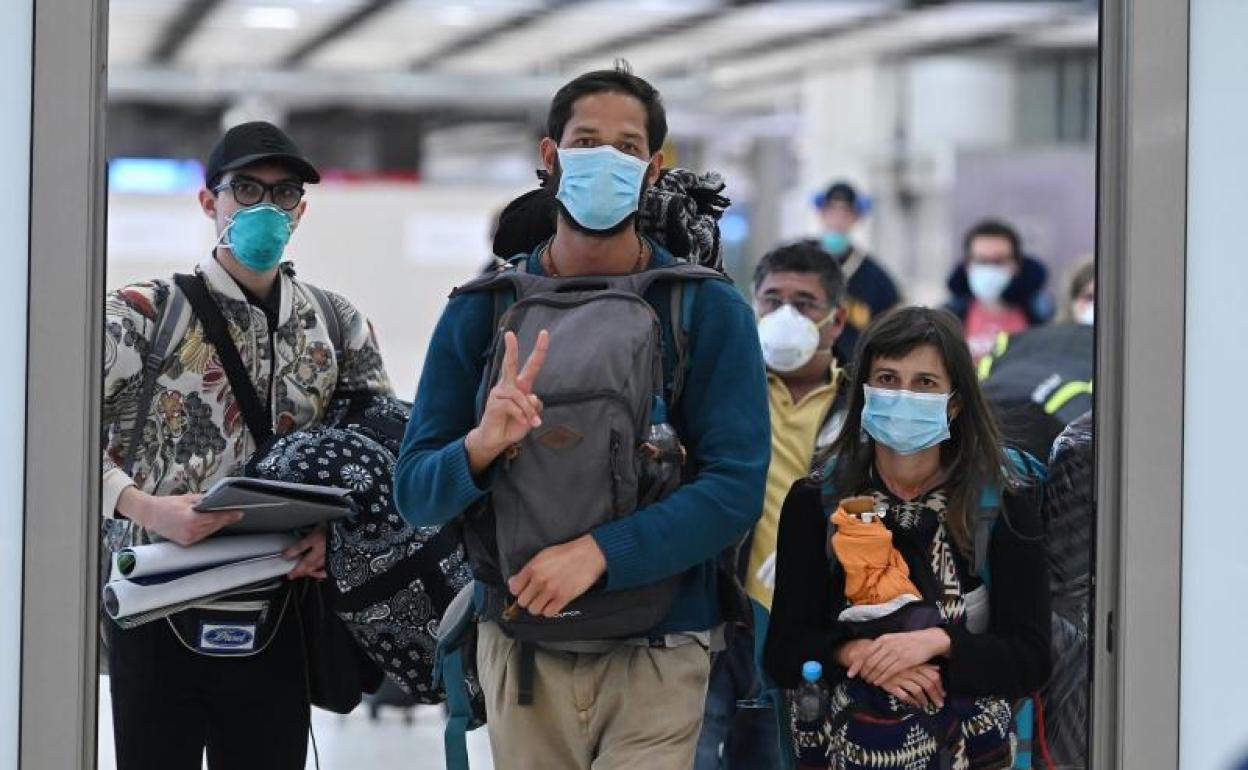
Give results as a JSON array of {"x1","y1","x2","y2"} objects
[
  {"x1": 213, "y1": 177, "x2": 305, "y2": 211},
  {"x1": 757, "y1": 296, "x2": 830, "y2": 318}
]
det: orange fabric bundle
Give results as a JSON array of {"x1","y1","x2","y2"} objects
[{"x1": 830, "y1": 496, "x2": 921, "y2": 606}]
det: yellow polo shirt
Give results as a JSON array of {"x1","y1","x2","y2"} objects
[{"x1": 745, "y1": 365, "x2": 842, "y2": 609}]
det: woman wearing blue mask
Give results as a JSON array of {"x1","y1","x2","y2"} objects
[{"x1": 763, "y1": 306, "x2": 1051, "y2": 770}]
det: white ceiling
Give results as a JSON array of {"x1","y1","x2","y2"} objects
[
  {"x1": 312, "y1": 0, "x2": 543, "y2": 71},
  {"x1": 110, "y1": 0, "x2": 183, "y2": 66},
  {"x1": 107, "y1": 0, "x2": 1099, "y2": 107}
]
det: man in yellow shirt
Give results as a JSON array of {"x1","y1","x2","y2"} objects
[{"x1": 696, "y1": 240, "x2": 849, "y2": 769}]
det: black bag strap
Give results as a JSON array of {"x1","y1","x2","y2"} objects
[
  {"x1": 123, "y1": 282, "x2": 190, "y2": 476},
  {"x1": 173, "y1": 273, "x2": 273, "y2": 445},
  {"x1": 303, "y1": 283, "x2": 343, "y2": 356}
]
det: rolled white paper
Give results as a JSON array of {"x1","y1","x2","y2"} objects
[{"x1": 114, "y1": 533, "x2": 299, "y2": 579}]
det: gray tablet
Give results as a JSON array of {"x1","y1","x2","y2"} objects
[{"x1": 194, "y1": 477, "x2": 355, "y2": 533}]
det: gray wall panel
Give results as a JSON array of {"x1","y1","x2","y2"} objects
[
  {"x1": 1095, "y1": 0, "x2": 1188, "y2": 767},
  {"x1": 21, "y1": 0, "x2": 108, "y2": 767}
]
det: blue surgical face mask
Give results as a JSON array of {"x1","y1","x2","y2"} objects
[
  {"x1": 218, "y1": 204, "x2": 294, "y2": 272},
  {"x1": 554, "y1": 146, "x2": 650, "y2": 233},
  {"x1": 821, "y1": 230, "x2": 850, "y2": 256},
  {"x1": 861, "y1": 385, "x2": 952, "y2": 455},
  {"x1": 967, "y1": 263, "x2": 1014, "y2": 302}
]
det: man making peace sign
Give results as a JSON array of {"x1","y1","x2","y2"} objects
[{"x1": 393, "y1": 65, "x2": 769, "y2": 770}]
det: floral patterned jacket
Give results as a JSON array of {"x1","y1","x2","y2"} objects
[{"x1": 102, "y1": 255, "x2": 393, "y2": 520}]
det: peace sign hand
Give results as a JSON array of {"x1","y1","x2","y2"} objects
[{"x1": 465, "y1": 330, "x2": 550, "y2": 475}]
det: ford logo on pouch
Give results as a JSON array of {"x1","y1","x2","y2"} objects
[{"x1": 205, "y1": 628, "x2": 254, "y2": 647}]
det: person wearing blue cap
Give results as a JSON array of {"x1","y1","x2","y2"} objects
[{"x1": 815, "y1": 181, "x2": 901, "y2": 358}]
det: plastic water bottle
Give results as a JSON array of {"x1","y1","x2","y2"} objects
[
  {"x1": 794, "y1": 661, "x2": 831, "y2": 769},
  {"x1": 795, "y1": 660, "x2": 828, "y2": 723},
  {"x1": 639, "y1": 396, "x2": 683, "y2": 500},
  {"x1": 647, "y1": 397, "x2": 681, "y2": 471}
]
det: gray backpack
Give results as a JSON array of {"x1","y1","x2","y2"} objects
[{"x1": 453, "y1": 258, "x2": 724, "y2": 643}]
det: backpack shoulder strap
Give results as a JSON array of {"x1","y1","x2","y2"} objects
[
  {"x1": 977, "y1": 331, "x2": 1011, "y2": 381},
  {"x1": 302, "y1": 283, "x2": 342, "y2": 355},
  {"x1": 629, "y1": 261, "x2": 724, "y2": 295},
  {"x1": 435, "y1": 582, "x2": 487, "y2": 770},
  {"x1": 973, "y1": 491, "x2": 1001, "y2": 585},
  {"x1": 457, "y1": 259, "x2": 726, "y2": 407},
  {"x1": 453, "y1": 258, "x2": 545, "y2": 309},
  {"x1": 122, "y1": 281, "x2": 191, "y2": 476},
  {"x1": 816, "y1": 456, "x2": 842, "y2": 570},
  {"x1": 636, "y1": 263, "x2": 724, "y2": 406},
  {"x1": 667, "y1": 279, "x2": 697, "y2": 407},
  {"x1": 974, "y1": 447, "x2": 1047, "y2": 582},
  {"x1": 493, "y1": 257, "x2": 529, "y2": 328}
]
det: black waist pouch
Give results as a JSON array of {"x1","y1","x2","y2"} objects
[{"x1": 165, "y1": 581, "x2": 292, "y2": 657}]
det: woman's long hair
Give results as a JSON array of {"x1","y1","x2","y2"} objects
[{"x1": 818, "y1": 306, "x2": 1016, "y2": 554}]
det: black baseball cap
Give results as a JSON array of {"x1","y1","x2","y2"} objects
[{"x1": 204, "y1": 121, "x2": 320, "y2": 188}]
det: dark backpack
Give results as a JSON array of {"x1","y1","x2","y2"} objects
[
  {"x1": 434, "y1": 253, "x2": 730, "y2": 770},
  {"x1": 979, "y1": 323, "x2": 1094, "y2": 462},
  {"x1": 452, "y1": 257, "x2": 724, "y2": 642}
]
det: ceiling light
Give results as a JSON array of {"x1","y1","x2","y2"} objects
[{"x1": 242, "y1": 6, "x2": 300, "y2": 30}]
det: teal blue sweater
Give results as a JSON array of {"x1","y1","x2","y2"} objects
[{"x1": 393, "y1": 244, "x2": 770, "y2": 634}]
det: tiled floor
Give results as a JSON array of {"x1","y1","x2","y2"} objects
[{"x1": 96, "y1": 676, "x2": 496, "y2": 770}]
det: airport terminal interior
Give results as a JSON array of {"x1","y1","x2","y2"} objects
[{"x1": 99, "y1": 1, "x2": 1101, "y2": 767}]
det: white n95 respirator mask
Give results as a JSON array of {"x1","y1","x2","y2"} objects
[{"x1": 757, "y1": 304, "x2": 831, "y2": 373}]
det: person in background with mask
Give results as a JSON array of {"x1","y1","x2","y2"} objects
[
  {"x1": 101, "y1": 121, "x2": 392, "y2": 769},
  {"x1": 945, "y1": 218, "x2": 1054, "y2": 363},
  {"x1": 978, "y1": 257, "x2": 1094, "y2": 461},
  {"x1": 1064, "y1": 259, "x2": 1094, "y2": 327},
  {"x1": 815, "y1": 181, "x2": 901, "y2": 358},
  {"x1": 394, "y1": 65, "x2": 769, "y2": 770},
  {"x1": 696, "y1": 241, "x2": 849, "y2": 770},
  {"x1": 764, "y1": 307, "x2": 1050, "y2": 770}
]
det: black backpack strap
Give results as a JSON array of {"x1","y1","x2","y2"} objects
[
  {"x1": 302, "y1": 283, "x2": 342, "y2": 355},
  {"x1": 123, "y1": 282, "x2": 190, "y2": 476},
  {"x1": 517, "y1": 641, "x2": 537, "y2": 707},
  {"x1": 173, "y1": 273, "x2": 274, "y2": 446}
]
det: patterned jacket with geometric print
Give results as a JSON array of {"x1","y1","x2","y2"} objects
[{"x1": 102, "y1": 255, "x2": 392, "y2": 524}]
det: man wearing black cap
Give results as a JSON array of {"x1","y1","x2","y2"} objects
[
  {"x1": 815, "y1": 180, "x2": 901, "y2": 357},
  {"x1": 101, "y1": 121, "x2": 392, "y2": 769}
]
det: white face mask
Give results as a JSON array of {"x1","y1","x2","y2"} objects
[
  {"x1": 757, "y1": 304, "x2": 830, "y2": 373},
  {"x1": 1074, "y1": 302, "x2": 1095, "y2": 326},
  {"x1": 967, "y1": 264, "x2": 1014, "y2": 302}
]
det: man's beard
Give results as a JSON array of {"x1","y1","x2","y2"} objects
[{"x1": 548, "y1": 157, "x2": 648, "y2": 239}]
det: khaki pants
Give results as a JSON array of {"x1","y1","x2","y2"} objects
[{"x1": 477, "y1": 621, "x2": 712, "y2": 770}]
